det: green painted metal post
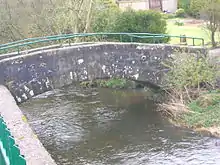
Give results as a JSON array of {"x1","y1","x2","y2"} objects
[
  {"x1": 17, "y1": 46, "x2": 20, "y2": 54},
  {"x1": 153, "y1": 36, "x2": 155, "y2": 43},
  {"x1": 120, "y1": 35, "x2": 122, "y2": 42},
  {"x1": 192, "y1": 38, "x2": 195, "y2": 46}
]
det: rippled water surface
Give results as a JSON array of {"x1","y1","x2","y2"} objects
[{"x1": 20, "y1": 85, "x2": 220, "y2": 165}]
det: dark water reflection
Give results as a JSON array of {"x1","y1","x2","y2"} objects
[{"x1": 20, "y1": 85, "x2": 220, "y2": 165}]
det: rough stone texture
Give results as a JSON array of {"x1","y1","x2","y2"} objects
[
  {"x1": 209, "y1": 48, "x2": 220, "y2": 87},
  {"x1": 0, "y1": 85, "x2": 57, "y2": 165},
  {"x1": 0, "y1": 43, "x2": 206, "y2": 103}
]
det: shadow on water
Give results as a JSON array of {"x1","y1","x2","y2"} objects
[{"x1": 20, "y1": 86, "x2": 220, "y2": 165}]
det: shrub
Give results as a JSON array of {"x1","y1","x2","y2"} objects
[
  {"x1": 163, "y1": 52, "x2": 217, "y2": 91},
  {"x1": 109, "y1": 9, "x2": 169, "y2": 43},
  {"x1": 178, "y1": 0, "x2": 190, "y2": 13},
  {"x1": 175, "y1": 8, "x2": 186, "y2": 17},
  {"x1": 174, "y1": 20, "x2": 184, "y2": 26},
  {"x1": 92, "y1": 0, "x2": 120, "y2": 33},
  {"x1": 161, "y1": 13, "x2": 176, "y2": 19},
  {"x1": 189, "y1": 0, "x2": 205, "y2": 18}
]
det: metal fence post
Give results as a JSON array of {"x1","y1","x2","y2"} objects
[{"x1": 192, "y1": 38, "x2": 195, "y2": 46}]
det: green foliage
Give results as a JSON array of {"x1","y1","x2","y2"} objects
[
  {"x1": 92, "y1": 0, "x2": 120, "y2": 32},
  {"x1": 183, "y1": 91, "x2": 220, "y2": 127},
  {"x1": 201, "y1": 0, "x2": 220, "y2": 47},
  {"x1": 189, "y1": 0, "x2": 205, "y2": 18},
  {"x1": 108, "y1": 9, "x2": 169, "y2": 43},
  {"x1": 163, "y1": 52, "x2": 217, "y2": 90},
  {"x1": 175, "y1": 8, "x2": 186, "y2": 18},
  {"x1": 178, "y1": 0, "x2": 190, "y2": 13},
  {"x1": 174, "y1": 20, "x2": 184, "y2": 26},
  {"x1": 101, "y1": 78, "x2": 128, "y2": 88},
  {"x1": 161, "y1": 13, "x2": 176, "y2": 20}
]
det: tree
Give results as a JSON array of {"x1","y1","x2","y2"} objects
[
  {"x1": 201, "y1": 0, "x2": 220, "y2": 47},
  {"x1": 91, "y1": 0, "x2": 120, "y2": 32},
  {"x1": 109, "y1": 9, "x2": 169, "y2": 43},
  {"x1": 189, "y1": 0, "x2": 205, "y2": 18}
]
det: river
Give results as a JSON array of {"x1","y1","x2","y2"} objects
[{"x1": 20, "y1": 85, "x2": 220, "y2": 165}]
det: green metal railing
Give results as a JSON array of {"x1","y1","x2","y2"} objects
[
  {"x1": 0, "y1": 33, "x2": 205, "y2": 55},
  {"x1": 0, "y1": 115, "x2": 26, "y2": 165}
]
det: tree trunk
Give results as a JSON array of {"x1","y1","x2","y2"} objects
[
  {"x1": 211, "y1": 31, "x2": 216, "y2": 47},
  {"x1": 83, "y1": 0, "x2": 93, "y2": 33},
  {"x1": 159, "y1": 0, "x2": 163, "y2": 11}
]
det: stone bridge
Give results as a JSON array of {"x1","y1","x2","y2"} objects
[
  {"x1": 0, "y1": 42, "x2": 207, "y2": 165},
  {"x1": 0, "y1": 43, "x2": 206, "y2": 104}
]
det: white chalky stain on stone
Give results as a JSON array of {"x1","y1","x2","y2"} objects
[
  {"x1": 83, "y1": 70, "x2": 87, "y2": 75},
  {"x1": 22, "y1": 93, "x2": 28, "y2": 100},
  {"x1": 24, "y1": 85, "x2": 29, "y2": 92},
  {"x1": 102, "y1": 65, "x2": 106, "y2": 73},
  {"x1": 16, "y1": 96, "x2": 22, "y2": 102},
  {"x1": 70, "y1": 72, "x2": 73, "y2": 80},
  {"x1": 29, "y1": 90, "x2": 34, "y2": 96},
  {"x1": 133, "y1": 74, "x2": 139, "y2": 80},
  {"x1": 78, "y1": 59, "x2": 84, "y2": 64},
  {"x1": 45, "y1": 78, "x2": 50, "y2": 88}
]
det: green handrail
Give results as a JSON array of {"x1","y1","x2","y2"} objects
[
  {"x1": 0, "y1": 33, "x2": 205, "y2": 55},
  {"x1": 0, "y1": 115, "x2": 26, "y2": 165}
]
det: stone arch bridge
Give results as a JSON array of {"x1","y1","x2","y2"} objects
[{"x1": 0, "y1": 43, "x2": 206, "y2": 104}]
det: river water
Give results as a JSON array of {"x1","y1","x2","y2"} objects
[{"x1": 20, "y1": 85, "x2": 220, "y2": 165}]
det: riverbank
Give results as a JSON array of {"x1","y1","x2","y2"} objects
[
  {"x1": 157, "y1": 47, "x2": 220, "y2": 137},
  {"x1": 161, "y1": 90, "x2": 220, "y2": 137}
]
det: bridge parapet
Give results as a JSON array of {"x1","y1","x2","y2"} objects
[{"x1": 0, "y1": 85, "x2": 57, "y2": 165}]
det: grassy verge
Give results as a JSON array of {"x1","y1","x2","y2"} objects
[
  {"x1": 181, "y1": 90, "x2": 220, "y2": 128},
  {"x1": 166, "y1": 18, "x2": 220, "y2": 46}
]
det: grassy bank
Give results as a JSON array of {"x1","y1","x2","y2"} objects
[
  {"x1": 160, "y1": 49, "x2": 220, "y2": 136},
  {"x1": 165, "y1": 90, "x2": 220, "y2": 137},
  {"x1": 166, "y1": 18, "x2": 220, "y2": 46},
  {"x1": 182, "y1": 91, "x2": 220, "y2": 128}
]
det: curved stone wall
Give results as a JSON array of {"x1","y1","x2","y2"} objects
[{"x1": 0, "y1": 43, "x2": 206, "y2": 103}]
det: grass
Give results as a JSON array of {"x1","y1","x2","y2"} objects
[
  {"x1": 181, "y1": 90, "x2": 220, "y2": 128},
  {"x1": 167, "y1": 18, "x2": 220, "y2": 46}
]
